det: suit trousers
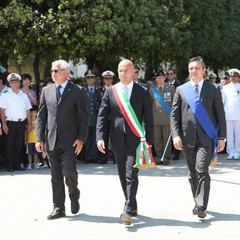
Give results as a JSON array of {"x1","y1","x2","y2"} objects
[
  {"x1": 47, "y1": 139, "x2": 80, "y2": 211},
  {"x1": 183, "y1": 142, "x2": 213, "y2": 209},
  {"x1": 113, "y1": 135, "x2": 139, "y2": 214}
]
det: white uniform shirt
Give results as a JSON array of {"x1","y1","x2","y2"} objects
[
  {"x1": 222, "y1": 82, "x2": 240, "y2": 120},
  {"x1": 0, "y1": 89, "x2": 32, "y2": 119},
  {"x1": 0, "y1": 86, "x2": 9, "y2": 96}
]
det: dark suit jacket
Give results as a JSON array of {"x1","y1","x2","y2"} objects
[
  {"x1": 96, "y1": 82, "x2": 154, "y2": 153},
  {"x1": 172, "y1": 80, "x2": 181, "y2": 88},
  {"x1": 36, "y1": 81, "x2": 88, "y2": 151},
  {"x1": 171, "y1": 80, "x2": 226, "y2": 147}
]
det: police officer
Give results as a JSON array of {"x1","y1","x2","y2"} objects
[{"x1": 82, "y1": 70, "x2": 102, "y2": 163}]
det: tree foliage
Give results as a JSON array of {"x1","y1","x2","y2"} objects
[{"x1": 0, "y1": 0, "x2": 240, "y2": 81}]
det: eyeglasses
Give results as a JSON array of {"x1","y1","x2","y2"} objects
[{"x1": 50, "y1": 69, "x2": 65, "y2": 73}]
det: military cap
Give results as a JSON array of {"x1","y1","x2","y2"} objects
[
  {"x1": 228, "y1": 68, "x2": 240, "y2": 77},
  {"x1": 102, "y1": 70, "x2": 114, "y2": 78},
  {"x1": 208, "y1": 72, "x2": 217, "y2": 79},
  {"x1": 84, "y1": 70, "x2": 96, "y2": 77},
  {"x1": 7, "y1": 73, "x2": 21, "y2": 82},
  {"x1": 154, "y1": 70, "x2": 165, "y2": 77}
]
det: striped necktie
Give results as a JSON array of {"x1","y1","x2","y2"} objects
[
  {"x1": 194, "y1": 84, "x2": 199, "y2": 97},
  {"x1": 56, "y1": 85, "x2": 62, "y2": 102}
]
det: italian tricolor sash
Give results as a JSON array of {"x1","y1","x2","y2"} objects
[{"x1": 112, "y1": 84, "x2": 155, "y2": 169}]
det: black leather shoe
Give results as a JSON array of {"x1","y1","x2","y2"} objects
[
  {"x1": 172, "y1": 155, "x2": 179, "y2": 160},
  {"x1": 197, "y1": 206, "x2": 206, "y2": 218},
  {"x1": 14, "y1": 166, "x2": 25, "y2": 171},
  {"x1": 47, "y1": 208, "x2": 65, "y2": 220},
  {"x1": 71, "y1": 200, "x2": 80, "y2": 214}
]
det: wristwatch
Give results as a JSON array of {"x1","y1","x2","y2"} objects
[{"x1": 219, "y1": 137, "x2": 226, "y2": 142}]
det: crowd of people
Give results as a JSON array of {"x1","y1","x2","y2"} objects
[
  {"x1": 0, "y1": 57, "x2": 239, "y2": 223},
  {"x1": 0, "y1": 62, "x2": 239, "y2": 171}
]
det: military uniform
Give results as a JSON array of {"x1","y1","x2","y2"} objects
[
  {"x1": 150, "y1": 70, "x2": 175, "y2": 165},
  {"x1": 82, "y1": 70, "x2": 102, "y2": 163}
]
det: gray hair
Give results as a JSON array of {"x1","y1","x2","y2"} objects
[{"x1": 52, "y1": 59, "x2": 70, "y2": 72}]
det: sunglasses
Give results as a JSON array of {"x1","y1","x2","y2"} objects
[{"x1": 50, "y1": 69, "x2": 65, "y2": 73}]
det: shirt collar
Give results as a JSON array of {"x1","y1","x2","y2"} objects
[
  {"x1": 119, "y1": 81, "x2": 134, "y2": 90},
  {"x1": 190, "y1": 79, "x2": 204, "y2": 88},
  {"x1": 56, "y1": 80, "x2": 68, "y2": 89}
]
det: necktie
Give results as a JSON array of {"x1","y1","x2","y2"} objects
[
  {"x1": 124, "y1": 86, "x2": 128, "y2": 99},
  {"x1": 56, "y1": 85, "x2": 62, "y2": 103},
  {"x1": 194, "y1": 84, "x2": 199, "y2": 97}
]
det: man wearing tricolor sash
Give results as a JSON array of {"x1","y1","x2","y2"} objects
[
  {"x1": 170, "y1": 56, "x2": 226, "y2": 219},
  {"x1": 96, "y1": 59, "x2": 154, "y2": 225}
]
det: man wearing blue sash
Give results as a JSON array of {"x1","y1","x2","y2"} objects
[
  {"x1": 170, "y1": 56, "x2": 226, "y2": 219},
  {"x1": 149, "y1": 70, "x2": 175, "y2": 165}
]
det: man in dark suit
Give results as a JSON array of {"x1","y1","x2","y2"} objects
[
  {"x1": 36, "y1": 60, "x2": 88, "y2": 220},
  {"x1": 96, "y1": 59, "x2": 153, "y2": 225},
  {"x1": 170, "y1": 56, "x2": 226, "y2": 219}
]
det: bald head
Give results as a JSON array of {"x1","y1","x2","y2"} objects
[{"x1": 117, "y1": 59, "x2": 135, "y2": 85}]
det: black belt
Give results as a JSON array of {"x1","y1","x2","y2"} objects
[{"x1": 6, "y1": 118, "x2": 26, "y2": 122}]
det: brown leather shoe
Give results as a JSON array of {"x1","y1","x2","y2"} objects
[
  {"x1": 120, "y1": 212, "x2": 132, "y2": 225},
  {"x1": 197, "y1": 206, "x2": 207, "y2": 218}
]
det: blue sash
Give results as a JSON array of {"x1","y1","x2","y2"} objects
[
  {"x1": 151, "y1": 86, "x2": 171, "y2": 116},
  {"x1": 181, "y1": 82, "x2": 218, "y2": 162}
]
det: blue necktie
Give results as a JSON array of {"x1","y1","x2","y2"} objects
[
  {"x1": 90, "y1": 87, "x2": 93, "y2": 95},
  {"x1": 56, "y1": 85, "x2": 62, "y2": 103}
]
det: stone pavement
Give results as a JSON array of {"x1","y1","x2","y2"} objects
[{"x1": 0, "y1": 153, "x2": 240, "y2": 240}]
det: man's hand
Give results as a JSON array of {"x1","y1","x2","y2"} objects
[
  {"x1": 36, "y1": 141, "x2": 44, "y2": 152},
  {"x1": 97, "y1": 140, "x2": 105, "y2": 154},
  {"x1": 173, "y1": 136, "x2": 183, "y2": 150},
  {"x1": 217, "y1": 140, "x2": 225, "y2": 152},
  {"x1": 73, "y1": 139, "x2": 84, "y2": 155}
]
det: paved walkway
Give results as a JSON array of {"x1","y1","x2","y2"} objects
[{"x1": 0, "y1": 153, "x2": 240, "y2": 240}]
